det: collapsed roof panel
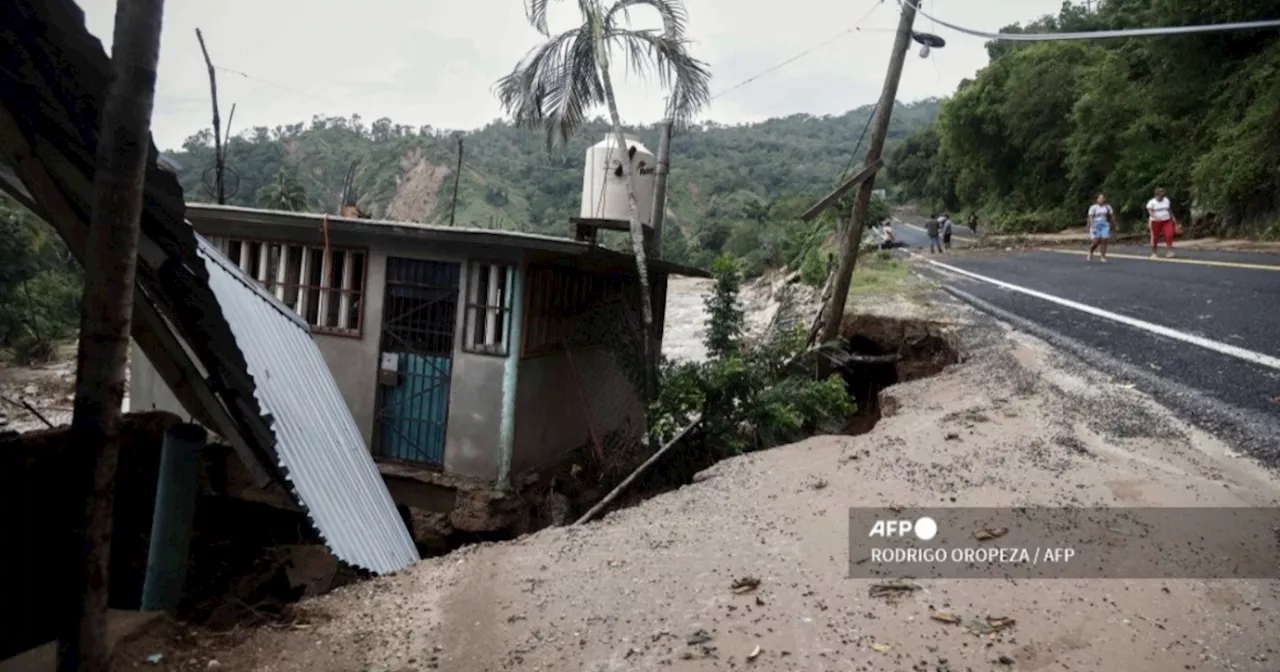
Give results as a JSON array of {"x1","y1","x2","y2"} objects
[
  {"x1": 0, "y1": 0, "x2": 418, "y2": 573},
  {"x1": 197, "y1": 237, "x2": 419, "y2": 572}
]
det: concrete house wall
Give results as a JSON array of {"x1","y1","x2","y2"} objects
[
  {"x1": 509, "y1": 272, "x2": 666, "y2": 475},
  {"x1": 129, "y1": 209, "x2": 674, "y2": 490},
  {"x1": 511, "y1": 347, "x2": 643, "y2": 475},
  {"x1": 129, "y1": 220, "x2": 521, "y2": 483}
]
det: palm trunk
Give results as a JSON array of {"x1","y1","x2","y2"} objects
[
  {"x1": 598, "y1": 60, "x2": 657, "y2": 402},
  {"x1": 58, "y1": 1, "x2": 165, "y2": 670}
]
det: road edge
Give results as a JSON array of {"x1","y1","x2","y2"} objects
[{"x1": 929, "y1": 278, "x2": 1280, "y2": 468}]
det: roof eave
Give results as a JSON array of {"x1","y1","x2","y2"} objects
[{"x1": 184, "y1": 203, "x2": 712, "y2": 278}]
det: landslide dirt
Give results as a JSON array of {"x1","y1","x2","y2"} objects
[{"x1": 111, "y1": 296, "x2": 1280, "y2": 672}]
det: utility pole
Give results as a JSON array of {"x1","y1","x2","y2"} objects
[
  {"x1": 650, "y1": 113, "x2": 673, "y2": 259},
  {"x1": 195, "y1": 29, "x2": 225, "y2": 204},
  {"x1": 649, "y1": 111, "x2": 673, "y2": 375},
  {"x1": 448, "y1": 134, "x2": 463, "y2": 227},
  {"x1": 818, "y1": 0, "x2": 917, "y2": 344}
]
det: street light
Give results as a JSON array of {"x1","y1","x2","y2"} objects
[{"x1": 912, "y1": 31, "x2": 946, "y2": 58}]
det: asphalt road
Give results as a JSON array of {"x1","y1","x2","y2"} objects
[
  {"x1": 889, "y1": 218, "x2": 978, "y2": 249},
  {"x1": 892, "y1": 221, "x2": 1280, "y2": 463}
]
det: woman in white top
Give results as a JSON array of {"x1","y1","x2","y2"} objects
[
  {"x1": 1146, "y1": 187, "x2": 1177, "y2": 258},
  {"x1": 1086, "y1": 193, "x2": 1115, "y2": 262}
]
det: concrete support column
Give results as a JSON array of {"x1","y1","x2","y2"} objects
[
  {"x1": 496, "y1": 260, "x2": 526, "y2": 490},
  {"x1": 140, "y1": 423, "x2": 207, "y2": 612}
]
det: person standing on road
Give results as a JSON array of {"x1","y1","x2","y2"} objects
[
  {"x1": 942, "y1": 214, "x2": 954, "y2": 252},
  {"x1": 1146, "y1": 187, "x2": 1177, "y2": 258},
  {"x1": 967, "y1": 212, "x2": 979, "y2": 236},
  {"x1": 1087, "y1": 193, "x2": 1116, "y2": 262},
  {"x1": 926, "y1": 217, "x2": 942, "y2": 254}
]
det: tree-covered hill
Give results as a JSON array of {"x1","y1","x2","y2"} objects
[
  {"x1": 162, "y1": 99, "x2": 941, "y2": 267},
  {"x1": 889, "y1": 0, "x2": 1280, "y2": 238}
]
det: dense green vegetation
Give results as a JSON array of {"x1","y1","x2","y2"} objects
[
  {"x1": 0, "y1": 195, "x2": 82, "y2": 362},
  {"x1": 162, "y1": 101, "x2": 941, "y2": 272},
  {"x1": 12, "y1": 0, "x2": 1277, "y2": 355},
  {"x1": 889, "y1": 0, "x2": 1280, "y2": 237},
  {"x1": 0, "y1": 103, "x2": 933, "y2": 357}
]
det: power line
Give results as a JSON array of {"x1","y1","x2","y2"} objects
[
  {"x1": 709, "y1": 0, "x2": 888, "y2": 101},
  {"x1": 215, "y1": 66, "x2": 358, "y2": 112},
  {"x1": 838, "y1": 103, "x2": 878, "y2": 182},
  {"x1": 899, "y1": 0, "x2": 1280, "y2": 41}
]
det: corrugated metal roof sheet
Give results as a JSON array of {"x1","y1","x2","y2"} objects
[
  {"x1": 197, "y1": 237, "x2": 419, "y2": 574},
  {"x1": 0, "y1": 0, "x2": 418, "y2": 574}
]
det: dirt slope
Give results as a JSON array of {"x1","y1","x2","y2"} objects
[
  {"x1": 112, "y1": 298, "x2": 1280, "y2": 672},
  {"x1": 383, "y1": 148, "x2": 450, "y2": 223}
]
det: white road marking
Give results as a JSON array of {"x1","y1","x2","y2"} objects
[{"x1": 920, "y1": 256, "x2": 1280, "y2": 372}]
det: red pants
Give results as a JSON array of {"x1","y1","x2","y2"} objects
[{"x1": 1150, "y1": 219, "x2": 1174, "y2": 246}]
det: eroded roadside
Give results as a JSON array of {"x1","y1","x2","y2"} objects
[{"x1": 112, "y1": 290, "x2": 1280, "y2": 672}]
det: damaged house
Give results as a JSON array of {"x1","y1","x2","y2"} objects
[
  {"x1": 130, "y1": 199, "x2": 708, "y2": 523},
  {"x1": 1, "y1": 0, "x2": 704, "y2": 659}
]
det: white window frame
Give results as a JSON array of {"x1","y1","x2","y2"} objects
[
  {"x1": 206, "y1": 236, "x2": 366, "y2": 337},
  {"x1": 463, "y1": 260, "x2": 514, "y2": 356}
]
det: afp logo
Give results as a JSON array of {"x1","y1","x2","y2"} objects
[{"x1": 868, "y1": 516, "x2": 938, "y2": 540}]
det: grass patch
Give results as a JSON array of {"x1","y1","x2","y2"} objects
[{"x1": 849, "y1": 251, "x2": 911, "y2": 299}]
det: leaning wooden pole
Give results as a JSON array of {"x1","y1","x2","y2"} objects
[
  {"x1": 572, "y1": 415, "x2": 702, "y2": 526},
  {"x1": 195, "y1": 28, "x2": 224, "y2": 204},
  {"x1": 59, "y1": 0, "x2": 166, "y2": 670},
  {"x1": 818, "y1": 2, "x2": 917, "y2": 344}
]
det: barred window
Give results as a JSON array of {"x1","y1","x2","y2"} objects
[
  {"x1": 463, "y1": 261, "x2": 514, "y2": 356},
  {"x1": 207, "y1": 236, "x2": 366, "y2": 337}
]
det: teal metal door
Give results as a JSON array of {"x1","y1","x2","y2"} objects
[{"x1": 375, "y1": 258, "x2": 460, "y2": 467}]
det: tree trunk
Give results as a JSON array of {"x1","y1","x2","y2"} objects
[
  {"x1": 58, "y1": 1, "x2": 166, "y2": 670},
  {"x1": 598, "y1": 59, "x2": 657, "y2": 402}
]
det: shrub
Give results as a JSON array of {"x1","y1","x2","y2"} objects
[
  {"x1": 798, "y1": 247, "x2": 826, "y2": 287},
  {"x1": 650, "y1": 253, "x2": 854, "y2": 458}
]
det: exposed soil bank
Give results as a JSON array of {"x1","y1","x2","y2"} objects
[
  {"x1": 837, "y1": 313, "x2": 960, "y2": 435},
  {"x1": 481, "y1": 314, "x2": 962, "y2": 537},
  {"x1": 109, "y1": 294, "x2": 1280, "y2": 672}
]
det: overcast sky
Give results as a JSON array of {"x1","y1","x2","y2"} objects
[{"x1": 77, "y1": 0, "x2": 1062, "y2": 151}]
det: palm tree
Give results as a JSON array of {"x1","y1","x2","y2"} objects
[
  {"x1": 256, "y1": 168, "x2": 309, "y2": 211},
  {"x1": 61, "y1": 0, "x2": 165, "y2": 670},
  {"x1": 496, "y1": 0, "x2": 711, "y2": 400}
]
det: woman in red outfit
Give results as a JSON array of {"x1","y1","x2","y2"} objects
[{"x1": 1146, "y1": 187, "x2": 1177, "y2": 258}]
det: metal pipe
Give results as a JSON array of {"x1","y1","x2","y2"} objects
[{"x1": 140, "y1": 423, "x2": 207, "y2": 612}]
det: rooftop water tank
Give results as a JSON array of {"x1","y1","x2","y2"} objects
[{"x1": 580, "y1": 134, "x2": 656, "y2": 226}]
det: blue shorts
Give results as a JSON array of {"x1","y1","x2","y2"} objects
[{"x1": 1091, "y1": 221, "x2": 1110, "y2": 239}]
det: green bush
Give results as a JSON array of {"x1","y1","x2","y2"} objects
[
  {"x1": 797, "y1": 246, "x2": 827, "y2": 287},
  {"x1": 650, "y1": 253, "x2": 854, "y2": 457},
  {"x1": 987, "y1": 208, "x2": 1077, "y2": 234}
]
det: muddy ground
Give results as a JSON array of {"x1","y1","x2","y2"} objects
[
  {"x1": 109, "y1": 286, "x2": 1280, "y2": 672},
  {"x1": 0, "y1": 351, "x2": 76, "y2": 433},
  {"x1": 0, "y1": 341, "x2": 132, "y2": 434}
]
